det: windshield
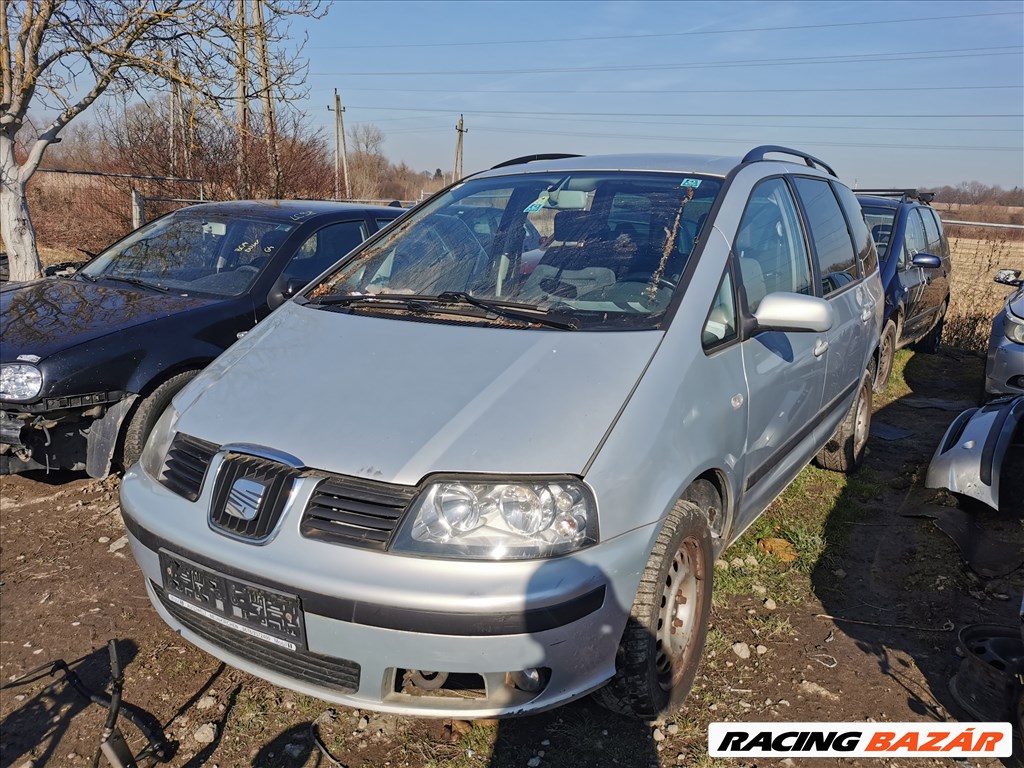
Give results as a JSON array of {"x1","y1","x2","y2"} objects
[
  {"x1": 307, "y1": 171, "x2": 722, "y2": 330},
  {"x1": 80, "y1": 211, "x2": 296, "y2": 296},
  {"x1": 860, "y1": 206, "x2": 897, "y2": 261}
]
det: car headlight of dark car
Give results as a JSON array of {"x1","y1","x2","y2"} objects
[
  {"x1": 391, "y1": 478, "x2": 599, "y2": 560},
  {"x1": 0, "y1": 364, "x2": 42, "y2": 401}
]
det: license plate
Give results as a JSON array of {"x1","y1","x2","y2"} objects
[{"x1": 159, "y1": 551, "x2": 306, "y2": 651}]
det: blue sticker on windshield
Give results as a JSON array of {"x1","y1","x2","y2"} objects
[
  {"x1": 680, "y1": 178, "x2": 702, "y2": 188},
  {"x1": 524, "y1": 191, "x2": 550, "y2": 213}
]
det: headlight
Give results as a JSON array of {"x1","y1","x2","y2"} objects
[
  {"x1": 139, "y1": 404, "x2": 180, "y2": 479},
  {"x1": 1004, "y1": 313, "x2": 1024, "y2": 345},
  {"x1": 0, "y1": 364, "x2": 42, "y2": 401},
  {"x1": 391, "y1": 478, "x2": 598, "y2": 560}
]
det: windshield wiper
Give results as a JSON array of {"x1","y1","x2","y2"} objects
[
  {"x1": 434, "y1": 291, "x2": 577, "y2": 330},
  {"x1": 308, "y1": 292, "x2": 576, "y2": 329},
  {"x1": 96, "y1": 275, "x2": 171, "y2": 293}
]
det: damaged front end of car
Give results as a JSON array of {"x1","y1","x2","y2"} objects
[
  {"x1": 0, "y1": 386, "x2": 137, "y2": 477},
  {"x1": 925, "y1": 394, "x2": 1024, "y2": 511}
]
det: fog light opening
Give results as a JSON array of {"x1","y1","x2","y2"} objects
[{"x1": 506, "y1": 667, "x2": 548, "y2": 693}]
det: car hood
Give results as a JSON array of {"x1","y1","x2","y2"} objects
[
  {"x1": 0, "y1": 278, "x2": 218, "y2": 361},
  {"x1": 177, "y1": 302, "x2": 663, "y2": 484}
]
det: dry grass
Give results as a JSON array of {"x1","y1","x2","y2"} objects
[{"x1": 945, "y1": 231, "x2": 1024, "y2": 352}]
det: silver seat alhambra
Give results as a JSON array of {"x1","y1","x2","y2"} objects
[{"x1": 121, "y1": 147, "x2": 883, "y2": 719}]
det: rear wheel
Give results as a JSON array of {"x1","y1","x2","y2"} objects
[
  {"x1": 120, "y1": 370, "x2": 200, "y2": 470},
  {"x1": 816, "y1": 368, "x2": 872, "y2": 473},
  {"x1": 595, "y1": 500, "x2": 713, "y2": 719},
  {"x1": 874, "y1": 319, "x2": 897, "y2": 393}
]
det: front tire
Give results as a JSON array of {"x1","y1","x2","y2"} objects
[
  {"x1": 595, "y1": 500, "x2": 713, "y2": 719},
  {"x1": 816, "y1": 368, "x2": 872, "y2": 473},
  {"x1": 120, "y1": 370, "x2": 200, "y2": 470}
]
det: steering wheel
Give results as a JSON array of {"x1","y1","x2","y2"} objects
[{"x1": 235, "y1": 264, "x2": 260, "y2": 275}]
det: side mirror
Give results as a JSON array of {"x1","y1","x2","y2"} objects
[
  {"x1": 267, "y1": 278, "x2": 309, "y2": 310},
  {"x1": 911, "y1": 252, "x2": 941, "y2": 269},
  {"x1": 994, "y1": 268, "x2": 1023, "y2": 287},
  {"x1": 753, "y1": 292, "x2": 834, "y2": 333}
]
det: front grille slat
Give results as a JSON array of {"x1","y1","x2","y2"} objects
[
  {"x1": 301, "y1": 475, "x2": 415, "y2": 550},
  {"x1": 159, "y1": 434, "x2": 218, "y2": 501},
  {"x1": 155, "y1": 585, "x2": 360, "y2": 693}
]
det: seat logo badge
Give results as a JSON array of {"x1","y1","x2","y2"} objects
[{"x1": 225, "y1": 478, "x2": 266, "y2": 521}]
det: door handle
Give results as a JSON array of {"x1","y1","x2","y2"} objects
[
  {"x1": 813, "y1": 338, "x2": 829, "y2": 357},
  {"x1": 860, "y1": 308, "x2": 872, "y2": 323}
]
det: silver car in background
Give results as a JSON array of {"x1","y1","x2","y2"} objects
[
  {"x1": 985, "y1": 269, "x2": 1024, "y2": 398},
  {"x1": 120, "y1": 147, "x2": 883, "y2": 719}
]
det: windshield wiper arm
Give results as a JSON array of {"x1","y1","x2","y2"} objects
[
  {"x1": 98, "y1": 275, "x2": 171, "y2": 293},
  {"x1": 434, "y1": 292, "x2": 577, "y2": 330}
]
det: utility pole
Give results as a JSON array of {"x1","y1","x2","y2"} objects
[
  {"x1": 452, "y1": 114, "x2": 467, "y2": 183},
  {"x1": 329, "y1": 88, "x2": 351, "y2": 199},
  {"x1": 252, "y1": 0, "x2": 281, "y2": 197}
]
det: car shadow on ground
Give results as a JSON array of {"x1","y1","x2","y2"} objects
[{"x1": 812, "y1": 349, "x2": 1023, "y2": 764}]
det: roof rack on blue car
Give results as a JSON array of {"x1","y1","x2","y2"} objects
[
  {"x1": 490, "y1": 154, "x2": 584, "y2": 170},
  {"x1": 742, "y1": 145, "x2": 837, "y2": 178},
  {"x1": 855, "y1": 189, "x2": 935, "y2": 204}
]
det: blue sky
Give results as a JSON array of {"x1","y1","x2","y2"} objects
[{"x1": 287, "y1": 0, "x2": 1023, "y2": 189}]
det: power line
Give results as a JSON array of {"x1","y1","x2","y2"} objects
[
  {"x1": 345, "y1": 106, "x2": 1024, "y2": 119},
  {"x1": 479, "y1": 126, "x2": 1022, "y2": 152},
  {"x1": 306, "y1": 10, "x2": 1022, "y2": 50},
  {"x1": 321, "y1": 84, "x2": 1023, "y2": 96},
  {"x1": 311, "y1": 45, "x2": 1022, "y2": 77}
]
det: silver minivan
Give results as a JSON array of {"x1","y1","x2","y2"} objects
[{"x1": 121, "y1": 147, "x2": 883, "y2": 719}]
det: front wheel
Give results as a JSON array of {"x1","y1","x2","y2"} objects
[
  {"x1": 595, "y1": 500, "x2": 713, "y2": 719},
  {"x1": 120, "y1": 370, "x2": 200, "y2": 470}
]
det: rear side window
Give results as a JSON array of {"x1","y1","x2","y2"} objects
[
  {"x1": 793, "y1": 177, "x2": 858, "y2": 295},
  {"x1": 920, "y1": 207, "x2": 942, "y2": 252},
  {"x1": 832, "y1": 182, "x2": 878, "y2": 276}
]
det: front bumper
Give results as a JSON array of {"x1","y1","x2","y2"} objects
[
  {"x1": 120, "y1": 463, "x2": 655, "y2": 717},
  {"x1": 925, "y1": 395, "x2": 1024, "y2": 511},
  {"x1": 985, "y1": 316, "x2": 1024, "y2": 397}
]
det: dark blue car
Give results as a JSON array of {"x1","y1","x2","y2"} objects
[
  {"x1": 856, "y1": 190, "x2": 952, "y2": 391},
  {"x1": 0, "y1": 200, "x2": 403, "y2": 477}
]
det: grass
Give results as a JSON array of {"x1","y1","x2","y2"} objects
[{"x1": 945, "y1": 233, "x2": 1024, "y2": 352}]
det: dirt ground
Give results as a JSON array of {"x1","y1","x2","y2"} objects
[{"x1": 1, "y1": 348, "x2": 1022, "y2": 768}]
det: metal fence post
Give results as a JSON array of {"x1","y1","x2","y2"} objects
[{"x1": 131, "y1": 189, "x2": 144, "y2": 228}]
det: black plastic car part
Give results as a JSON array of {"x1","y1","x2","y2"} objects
[{"x1": 742, "y1": 145, "x2": 837, "y2": 178}]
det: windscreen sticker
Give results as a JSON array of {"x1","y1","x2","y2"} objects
[
  {"x1": 681, "y1": 178, "x2": 702, "y2": 188},
  {"x1": 523, "y1": 191, "x2": 550, "y2": 213}
]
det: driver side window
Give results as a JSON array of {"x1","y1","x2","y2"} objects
[{"x1": 734, "y1": 178, "x2": 812, "y2": 312}]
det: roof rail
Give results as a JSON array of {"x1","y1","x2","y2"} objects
[
  {"x1": 490, "y1": 153, "x2": 584, "y2": 170},
  {"x1": 741, "y1": 145, "x2": 837, "y2": 178},
  {"x1": 855, "y1": 189, "x2": 935, "y2": 204}
]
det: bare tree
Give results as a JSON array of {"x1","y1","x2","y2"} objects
[{"x1": 0, "y1": 0, "x2": 320, "y2": 281}]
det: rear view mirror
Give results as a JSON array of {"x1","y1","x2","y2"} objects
[
  {"x1": 283, "y1": 278, "x2": 308, "y2": 298},
  {"x1": 754, "y1": 292, "x2": 835, "y2": 333},
  {"x1": 911, "y1": 252, "x2": 941, "y2": 269},
  {"x1": 994, "y1": 268, "x2": 1023, "y2": 287}
]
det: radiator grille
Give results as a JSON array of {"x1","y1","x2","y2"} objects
[
  {"x1": 158, "y1": 434, "x2": 218, "y2": 501},
  {"x1": 300, "y1": 475, "x2": 416, "y2": 550},
  {"x1": 209, "y1": 454, "x2": 299, "y2": 542},
  {"x1": 155, "y1": 584, "x2": 360, "y2": 693}
]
